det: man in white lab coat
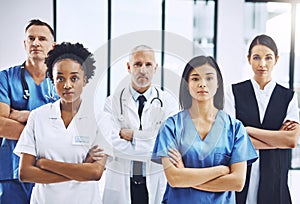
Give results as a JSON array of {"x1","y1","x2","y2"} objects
[{"x1": 103, "y1": 45, "x2": 179, "y2": 204}]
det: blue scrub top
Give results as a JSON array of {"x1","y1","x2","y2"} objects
[
  {"x1": 0, "y1": 65, "x2": 58, "y2": 180},
  {"x1": 152, "y1": 110, "x2": 258, "y2": 204}
]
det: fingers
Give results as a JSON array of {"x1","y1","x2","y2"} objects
[{"x1": 281, "y1": 120, "x2": 298, "y2": 131}]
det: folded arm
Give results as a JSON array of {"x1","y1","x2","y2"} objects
[
  {"x1": 161, "y1": 157, "x2": 229, "y2": 188},
  {"x1": 193, "y1": 162, "x2": 246, "y2": 192},
  {"x1": 167, "y1": 149, "x2": 246, "y2": 192},
  {"x1": 19, "y1": 153, "x2": 70, "y2": 184},
  {"x1": 36, "y1": 155, "x2": 107, "y2": 182},
  {"x1": 246, "y1": 120, "x2": 300, "y2": 149},
  {"x1": 0, "y1": 102, "x2": 27, "y2": 140}
]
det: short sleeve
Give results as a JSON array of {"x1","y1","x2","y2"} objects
[
  {"x1": 151, "y1": 116, "x2": 178, "y2": 164},
  {"x1": 96, "y1": 110, "x2": 114, "y2": 157},
  {"x1": 13, "y1": 110, "x2": 37, "y2": 157},
  {"x1": 229, "y1": 119, "x2": 258, "y2": 166},
  {"x1": 0, "y1": 70, "x2": 10, "y2": 105}
]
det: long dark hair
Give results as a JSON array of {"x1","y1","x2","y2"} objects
[{"x1": 179, "y1": 56, "x2": 224, "y2": 110}]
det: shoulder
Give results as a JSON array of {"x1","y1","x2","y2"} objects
[
  {"x1": 219, "y1": 110, "x2": 243, "y2": 127},
  {"x1": 275, "y1": 83, "x2": 293, "y2": 93},
  {"x1": 31, "y1": 101, "x2": 57, "y2": 117},
  {"x1": 0, "y1": 65, "x2": 22, "y2": 77}
]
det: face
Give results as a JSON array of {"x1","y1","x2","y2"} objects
[
  {"x1": 52, "y1": 59, "x2": 86, "y2": 105},
  {"x1": 24, "y1": 25, "x2": 55, "y2": 61},
  {"x1": 248, "y1": 44, "x2": 278, "y2": 81},
  {"x1": 188, "y1": 64, "x2": 218, "y2": 104},
  {"x1": 127, "y1": 50, "x2": 157, "y2": 93}
]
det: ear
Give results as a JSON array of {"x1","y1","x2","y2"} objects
[
  {"x1": 154, "y1": 63, "x2": 158, "y2": 73},
  {"x1": 83, "y1": 76, "x2": 87, "y2": 87},
  {"x1": 127, "y1": 62, "x2": 131, "y2": 73},
  {"x1": 52, "y1": 42, "x2": 56, "y2": 48},
  {"x1": 274, "y1": 56, "x2": 279, "y2": 65},
  {"x1": 247, "y1": 55, "x2": 251, "y2": 65}
]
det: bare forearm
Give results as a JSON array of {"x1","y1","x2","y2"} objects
[
  {"x1": 193, "y1": 173, "x2": 243, "y2": 192},
  {"x1": 193, "y1": 162, "x2": 247, "y2": 192},
  {"x1": 37, "y1": 158, "x2": 107, "y2": 181},
  {"x1": 0, "y1": 117, "x2": 25, "y2": 140},
  {"x1": 162, "y1": 157, "x2": 229, "y2": 187},
  {"x1": 250, "y1": 137, "x2": 275, "y2": 150},
  {"x1": 19, "y1": 166, "x2": 70, "y2": 184},
  {"x1": 246, "y1": 125, "x2": 300, "y2": 148}
]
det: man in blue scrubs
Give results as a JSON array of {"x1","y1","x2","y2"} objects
[{"x1": 0, "y1": 19, "x2": 57, "y2": 204}]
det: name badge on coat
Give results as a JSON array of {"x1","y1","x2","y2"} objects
[{"x1": 72, "y1": 135, "x2": 90, "y2": 145}]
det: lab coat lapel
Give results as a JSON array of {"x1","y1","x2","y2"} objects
[{"x1": 122, "y1": 87, "x2": 138, "y2": 115}]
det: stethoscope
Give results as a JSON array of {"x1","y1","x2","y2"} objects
[
  {"x1": 118, "y1": 87, "x2": 163, "y2": 122},
  {"x1": 21, "y1": 62, "x2": 57, "y2": 101}
]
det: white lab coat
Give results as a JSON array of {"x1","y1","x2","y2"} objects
[{"x1": 102, "y1": 85, "x2": 179, "y2": 204}]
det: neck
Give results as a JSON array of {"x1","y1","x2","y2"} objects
[
  {"x1": 132, "y1": 83, "x2": 150, "y2": 94},
  {"x1": 189, "y1": 100, "x2": 217, "y2": 119},
  {"x1": 60, "y1": 98, "x2": 82, "y2": 114},
  {"x1": 25, "y1": 59, "x2": 47, "y2": 83},
  {"x1": 254, "y1": 76, "x2": 271, "y2": 90}
]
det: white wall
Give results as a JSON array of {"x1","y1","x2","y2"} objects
[
  {"x1": 0, "y1": 0, "x2": 53, "y2": 70},
  {"x1": 217, "y1": 0, "x2": 249, "y2": 86}
]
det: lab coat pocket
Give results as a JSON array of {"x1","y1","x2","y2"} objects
[{"x1": 214, "y1": 153, "x2": 231, "y2": 166}]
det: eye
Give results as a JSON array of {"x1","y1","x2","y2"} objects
[
  {"x1": 133, "y1": 62, "x2": 143, "y2": 68},
  {"x1": 28, "y1": 36, "x2": 35, "y2": 41},
  {"x1": 266, "y1": 56, "x2": 273, "y2": 61},
  {"x1": 145, "y1": 63, "x2": 153, "y2": 68},
  {"x1": 39, "y1": 37, "x2": 47, "y2": 41},
  {"x1": 71, "y1": 76, "x2": 79, "y2": 82},
  {"x1": 206, "y1": 76, "x2": 214, "y2": 81},
  {"x1": 253, "y1": 56, "x2": 260, "y2": 60},
  {"x1": 56, "y1": 76, "x2": 64, "y2": 82},
  {"x1": 190, "y1": 77, "x2": 199, "y2": 81}
]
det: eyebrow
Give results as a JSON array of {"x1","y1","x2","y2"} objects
[
  {"x1": 190, "y1": 72, "x2": 215, "y2": 76},
  {"x1": 56, "y1": 71, "x2": 80, "y2": 74}
]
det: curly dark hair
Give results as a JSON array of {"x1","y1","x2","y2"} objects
[{"x1": 45, "y1": 42, "x2": 96, "y2": 83}]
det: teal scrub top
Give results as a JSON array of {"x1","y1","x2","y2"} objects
[{"x1": 152, "y1": 110, "x2": 258, "y2": 204}]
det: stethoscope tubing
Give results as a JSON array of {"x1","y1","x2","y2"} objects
[{"x1": 119, "y1": 87, "x2": 163, "y2": 117}]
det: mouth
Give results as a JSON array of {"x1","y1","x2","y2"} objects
[
  {"x1": 63, "y1": 92, "x2": 74, "y2": 96},
  {"x1": 197, "y1": 90, "x2": 208, "y2": 94},
  {"x1": 138, "y1": 76, "x2": 148, "y2": 80},
  {"x1": 31, "y1": 49, "x2": 42, "y2": 53}
]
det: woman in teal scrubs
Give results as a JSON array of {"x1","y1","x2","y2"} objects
[{"x1": 152, "y1": 56, "x2": 258, "y2": 204}]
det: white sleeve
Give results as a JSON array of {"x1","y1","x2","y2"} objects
[
  {"x1": 284, "y1": 92, "x2": 300, "y2": 123},
  {"x1": 13, "y1": 110, "x2": 37, "y2": 157},
  {"x1": 224, "y1": 84, "x2": 236, "y2": 118},
  {"x1": 95, "y1": 110, "x2": 114, "y2": 157}
]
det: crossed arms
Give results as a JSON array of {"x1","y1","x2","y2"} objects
[
  {"x1": 162, "y1": 149, "x2": 247, "y2": 192},
  {"x1": 18, "y1": 145, "x2": 107, "y2": 184}
]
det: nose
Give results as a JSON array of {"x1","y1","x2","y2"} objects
[
  {"x1": 33, "y1": 38, "x2": 40, "y2": 46},
  {"x1": 198, "y1": 79, "x2": 206, "y2": 87},
  {"x1": 140, "y1": 65, "x2": 147, "y2": 74},
  {"x1": 63, "y1": 80, "x2": 72, "y2": 89},
  {"x1": 259, "y1": 59, "x2": 266, "y2": 67}
]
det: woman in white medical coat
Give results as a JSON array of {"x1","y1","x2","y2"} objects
[{"x1": 14, "y1": 42, "x2": 112, "y2": 204}]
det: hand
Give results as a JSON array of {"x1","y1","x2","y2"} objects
[
  {"x1": 85, "y1": 145, "x2": 106, "y2": 163},
  {"x1": 280, "y1": 120, "x2": 298, "y2": 131},
  {"x1": 168, "y1": 148, "x2": 184, "y2": 168},
  {"x1": 119, "y1": 129, "x2": 134, "y2": 141},
  {"x1": 9, "y1": 108, "x2": 30, "y2": 123}
]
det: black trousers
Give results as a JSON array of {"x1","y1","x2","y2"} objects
[{"x1": 130, "y1": 176, "x2": 148, "y2": 204}]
